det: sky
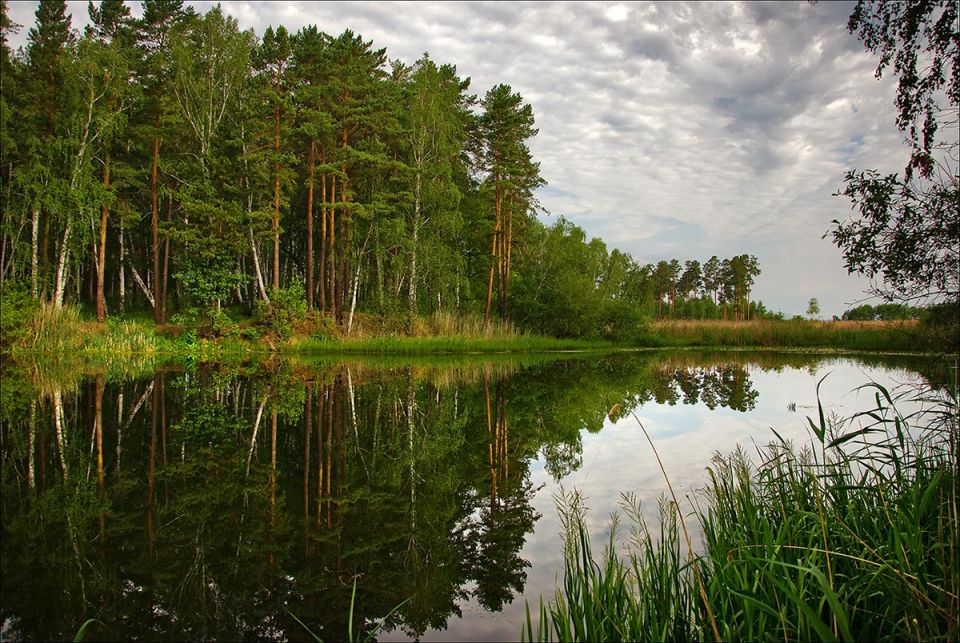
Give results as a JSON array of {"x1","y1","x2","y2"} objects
[{"x1": 6, "y1": 0, "x2": 913, "y2": 317}]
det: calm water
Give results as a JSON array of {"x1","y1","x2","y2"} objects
[{"x1": 0, "y1": 350, "x2": 946, "y2": 641}]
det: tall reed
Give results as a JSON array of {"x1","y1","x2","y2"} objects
[{"x1": 527, "y1": 379, "x2": 959, "y2": 642}]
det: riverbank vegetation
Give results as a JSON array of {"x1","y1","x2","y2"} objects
[
  {"x1": 526, "y1": 382, "x2": 959, "y2": 642},
  {"x1": 3, "y1": 294, "x2": 949, "y2": 359}
]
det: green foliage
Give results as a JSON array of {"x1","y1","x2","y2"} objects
[
  {"x1": 0, "y1": 282, "x2": 38, "y2": 349},
  {"x1": 830, "y1": 1, "x2": 958, "y2": 316},
  {"x1": 310, "y1": 314, "x2": 340, "y2": 342},
  {"x1": 255, "y1": 284, "x2": 307, "y2": 340},
  {"x1": 842, "y1": 302, "x2": 924, "y2": 321},
  {"x1": 173, "y1": 250, "x2": 245, "y2": 321}
]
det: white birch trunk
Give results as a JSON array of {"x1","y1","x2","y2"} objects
[
  {"x1": 30, "y1": 208, "x2": 39, "y2": 299},
  {"x1": 119, "y1": 226, "x2": 126, "y2": 312}
]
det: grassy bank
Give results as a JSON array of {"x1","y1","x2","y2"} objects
[
  {"x1": 4, "y1": 303, "x2": 945, "y2": 359},
  {"x1": 527, "y1": 382, "x2": 959, "y2": 642},
  {"x1": 646, "y1": 319, "x2": 929, "y2": 352},
  {"x1": 4, "y1": 305, "x2": 612, "y2": 359}
]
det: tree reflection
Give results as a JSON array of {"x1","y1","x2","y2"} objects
[{"x1": 0, "y1": 353, "x2": 787, "y2": 640}]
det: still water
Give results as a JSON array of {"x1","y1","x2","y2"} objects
[{"x1": 0, "y1": 350, "x2": 946, "y2": 641}]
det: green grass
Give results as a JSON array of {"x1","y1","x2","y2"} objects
[
  {"x1": 527, "y1": 379, "x2": 959, "y2": 642},
  {"x1": 10, "y1": 304, "x2": 945, "y2": 360},
  {"x1": 293, "y1": 334, "x2": 612, "y2": 354}
]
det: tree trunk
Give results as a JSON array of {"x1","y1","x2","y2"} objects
[
  {"x1": 151, "y1": 115, "x2": 162, "y2": 323},
  {"x1": 96, "y1": 153, "x2": 110, "y2": 322},
  {"x1": 503, "y1": 196, "x2": 514, "y2": 320},
  {"x1": 162, "y1": 199, "x2": 171, "y2": 319},
  {"x1": 408, "y1": 168, "x2": 421, "y2": 330},
  {"x1": 118, "y1": 227, "x2": 125, "y2": 313},
  {"x1": 272, "y1": 103, "x2": 281, "y2": 291},
  {"x1": 337, "y1": 126, "x2": 349, "y2": 323},
  {"x1": 248, "y1": 218, "x2": 269, "y2": 303},
  {"x1": 52, "y1": 220, "x2": 72, "y2": 308},
  {"x1": 485, "y1": 186, "x2": 502, "y2": 325},
  {"x1": 347, "y1": 260, "x2": 360, "y2": 336},
  {"x1": 127, "y1": 257, "x2": 155, "y2": 308},
  {"x1": 319, "y1": 165, "x2": 327, "y2": 315},
  {"x1": 306, "y1": 140, "x2": 315, "y2": 310},
  {"x1": 328, "y1": 175, "x2": 337, "y2": 319},
  {"x1": 30, "y1": 207, "x2": 39, "y2": 299}
]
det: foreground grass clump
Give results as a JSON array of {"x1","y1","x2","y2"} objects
[{"x1": 527, "y1": 381, "x2": 959, "y2": 642}]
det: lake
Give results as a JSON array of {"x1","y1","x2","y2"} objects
[{"x1": 0, "y1": 350, "x2": 947, "y2": 641}]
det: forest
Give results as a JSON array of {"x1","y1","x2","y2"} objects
[{"x1": 0, "y1": 0, "x2": 776, "y2": 344}]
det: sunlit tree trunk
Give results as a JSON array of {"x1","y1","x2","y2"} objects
[
  {"x1": 118, "y1": 227, "x2": 125, "y2": 312},
  {"x1": 272, "y1": 102, "x2": 282, "y2": 291},
  {"x1": 96, "y1": 153, "x2": 110, "y2": 322},
  {"x1": 485, "y1": 187, "x2": 502, "y2": 325},
  {"x1": 328, "y1": 175, "x2": 337, "y2": 319},
  {"x1": 408, "y1": 168, "x2": 421, "y2": 330},
  {"x1": 319, "y1": 163, "x2": 327, "y2": 314},
  {"x1": 30, "y1": 208, "x2": 39, "y2": 299},
  {"x1": 306, "y1": 140, "x2": 315, "y2": 309},
  {"x1": 162, "y1": 199, "x2": 171, "y2": 321},
  {"x1": 151, "y1": 111, "x2": 162, "y2": 323}
]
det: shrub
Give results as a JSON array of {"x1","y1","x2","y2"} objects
[
  {"x1": 255, "y1": 284, "x2": 307, "y2": 341},
  {"x1": 0, "y1": 283, "x2": 38, "y2": 350},
  {"x1": 311, "y1": 314, "x2": 339, "y2": 342}
]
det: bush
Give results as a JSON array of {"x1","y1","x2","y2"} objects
[
  {"x1": 598, "y1": 300, "x2": 649, "y2": 343},
  {"x1": 0, "y1": 283, "x2": 38, "y2": 350},
  {"x1": 311, "y1": 314, "x2": 339, "y2": 342},
  {"x1": 255, "y1": 284, "x2": 307, "y2": 341}
]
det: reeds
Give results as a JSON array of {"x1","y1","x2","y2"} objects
[
  {"x1": 650, "y1": 319, "x2": 926, "y2": 352},
  {"x1": 527, "y1": 379, "x2": 959, "y2": 642}
]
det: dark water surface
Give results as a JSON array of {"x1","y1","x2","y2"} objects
[{"x1": 0, "y1": 350, "x2": 945, "y2": 641}]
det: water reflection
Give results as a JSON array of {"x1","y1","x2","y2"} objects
[{"x1": 0, "y1": 351, "x2": 942, "y2": 641}]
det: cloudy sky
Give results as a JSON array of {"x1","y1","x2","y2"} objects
[{"x1": 8, "y1": 1, "x2": 910, "y2": 317}]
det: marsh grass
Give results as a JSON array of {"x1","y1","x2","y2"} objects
[
  {"x1": 296, "y1": 334, "x2": 610, "y2": 354},
  {"x1": 527, "y1": 378, "x2": 959, "y2": 642},
  {"x1": 27, "y1": 302, "x2": 84, "y2": 353},
  {"x1": 651, "y1": 319, "x2": 925, "y2": 352}
]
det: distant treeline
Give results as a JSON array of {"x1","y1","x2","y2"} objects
[
  {"x1": 0, "y1": 1, "x2": 776, "y2": 341},
  {"x1": 840, "y1": 303, "x2": 937, "y2": 321}
]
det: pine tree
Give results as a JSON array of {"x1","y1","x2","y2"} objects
[
  {"x1": 254, "y1": 25, "x2": 293, "y2": 292},
  {"x1": 23, "y1": 0, "x2": 72, "y2": 301},
  {"x1": 476, "y1": 84, "x2": 542, "y2": 323},
  {"x1": 87, "y1": 0, "x2": 135, "y2": 321},
  {"x1": 138, "y1": 0, "x2": 190, "y2": 322}
]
